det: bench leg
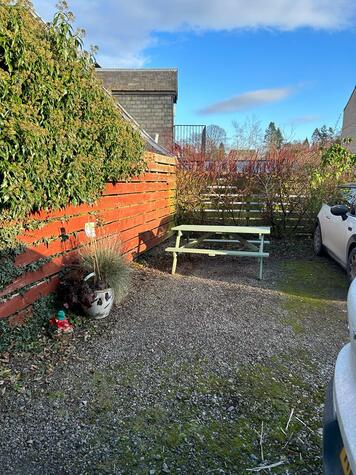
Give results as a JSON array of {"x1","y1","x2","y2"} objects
[
  {"x1": 171, "y1": 231, "x2": 182, "y2": 275},
  {"x1": 259, "y1": 257, "x2": 263, "y2": 280},
  {"x1": 172, "y1": 252, "x2": 178, "y2": 274},
  {"x1": 258, "y1": 234, "x2": 264, "y2": 280}
]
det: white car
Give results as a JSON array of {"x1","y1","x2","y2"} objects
[
  {"x1": 314, "y1": 184, "x2": 356, "y2": 280},
  {"x1": 323, "y1": 278, "x2": 356, "y2": 474}
]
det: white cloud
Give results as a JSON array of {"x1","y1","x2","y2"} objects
[
  {"x1": 199, "y1": 87, "x2": 296, "y2": 114},
  {"x1": 97, "y1": 53, "x2": 149, "y2": 69},
  {"x1": 33, "y1": 0, "x2": 356, "y2": 68}
]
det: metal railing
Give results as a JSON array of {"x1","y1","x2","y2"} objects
[{"x1": 173, "y1": 125, "x2": 206, "y2": 158}]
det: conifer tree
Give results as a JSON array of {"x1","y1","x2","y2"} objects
[{"x1": 264, "y1": 122, "x2": 283, "y2": 149}]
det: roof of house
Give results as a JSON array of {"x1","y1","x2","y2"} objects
[
  {"x1": 227, "y1": 149, "x2": 260, "y2": 161},
  {"x1": 96, "y1": 68, "x2": 178, "y2": 102}
]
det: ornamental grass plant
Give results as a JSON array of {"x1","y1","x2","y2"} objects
[{"x1": 79, "y1": 237, "x2": 131, "y2": 305}]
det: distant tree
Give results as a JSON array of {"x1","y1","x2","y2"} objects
[
  {"x1": 264, "y1": 122, "x2": 283, "y2": 149},
  {"x1": 311, "y1": 129, "x2": 319, "y2": 145},
  {"x1": 189, "y1": 130, "x2": 205, "y2": 151},
  {"x1": 232, "y1": 116, "x2": 263, "y2": 151},
  {"x1": 311, "y1": 125, "x2": 337, "y2": 147},
  {"x1": 206, "y1": 124, "x2": 227, "y2": 159},
  {"x1": 303, "y1": 138, "x2": 310, "y2": 147}
]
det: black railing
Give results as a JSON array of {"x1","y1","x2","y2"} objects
[{"x1": 173, "y1": 125, "x2": 206, "y2": 157}]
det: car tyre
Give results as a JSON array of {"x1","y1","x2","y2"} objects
[
  {"x1": 313, "y1": 223, "x2": 324, "y2": 256},
  {"x1": 347, "y1": 247, "x2": 356, "y2": 281}
]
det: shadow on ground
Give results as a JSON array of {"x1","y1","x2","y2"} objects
[{"x1": 139, "y1": 237, "x2": 349, "y2": 300}]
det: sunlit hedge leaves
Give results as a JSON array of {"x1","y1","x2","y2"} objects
[{"x1": 0, "y1": 1, "x2": 145, "y2": 220}]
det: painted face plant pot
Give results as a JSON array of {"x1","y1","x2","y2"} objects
[
  {"x1": 76, "y1": 236, "x2": 131, "y2": 319},
  {"x1": 80, "y1": 272, "x2": 114, "y2": 319}
]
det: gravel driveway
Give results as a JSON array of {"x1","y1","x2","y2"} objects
[{"x1": 0, "y1": 240, "x2": 349, "y2": 474}]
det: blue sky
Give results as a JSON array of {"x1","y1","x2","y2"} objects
[{"x1": 33, "y1": 1, "x2": 356, "y2": 144}]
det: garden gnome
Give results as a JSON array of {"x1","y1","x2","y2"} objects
[{"x1": 49, "y1": 310, "x2": 73, "y2": 336}]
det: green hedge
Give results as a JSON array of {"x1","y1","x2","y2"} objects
[{"x1": 0, "y1": 1, "x2": 145, "y2": 222}]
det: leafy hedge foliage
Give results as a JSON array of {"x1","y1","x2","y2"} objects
[
  {"x1": 0, "y1": 295, "x2": 55, "y2": 353},
  {"x1": 0, "y1": 1, "x2": 145, "y2": 222}
]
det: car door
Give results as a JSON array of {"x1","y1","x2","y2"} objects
[
  {"x1": 329, "y1": 187, "x2": 356, "y2": 266},
  {"x1": 326, "y1": 211, "x2": 348, "y2": 265},
  {"x1": 319, "y1": 202, "x2": 337, "y2": 254}
]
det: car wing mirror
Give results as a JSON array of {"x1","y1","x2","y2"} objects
[{"x1": 330, "y1": 204, "x2": 349, "y2": 221}]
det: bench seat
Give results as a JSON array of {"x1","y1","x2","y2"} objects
[{"x1": 166, "y1": 247, "x2": 269, "y2": 258}]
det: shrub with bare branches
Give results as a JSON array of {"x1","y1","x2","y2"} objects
[{"x1": 176, "y1": 139, "x2": 356, "y2": 237}]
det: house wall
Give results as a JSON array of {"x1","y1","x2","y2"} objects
[
  {"x1": 0, "y1": 152, "x2": 176, "y2": 323},
  {"x1": 96, "y1": 69, "x2": 177, "y2": 152},
  {"x1": 115, "y1": 93, "x2": 174, "y2": 152},
  {"x1": 342, "y1": 88, "x2": 356, "y2": 153}
]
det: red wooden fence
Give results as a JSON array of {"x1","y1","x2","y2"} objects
[{"x1": 0, "y1": 152, "x2": 176, "y2": 322}]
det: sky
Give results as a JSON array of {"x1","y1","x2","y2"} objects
[{"x1": 32, "y1": 0, "x2": 356, "y2": 144}]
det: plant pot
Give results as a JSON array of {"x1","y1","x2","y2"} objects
[
  {"x1": 81, "y1": 287, "x2": 114, "y2": 319},
  {"x1": 80, "y1": 273, "x2": 114, "y2": 319}
]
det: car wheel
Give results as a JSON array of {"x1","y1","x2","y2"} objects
[
  {"x1": 347, "y1": 248, "x2": 356, "y2": 281},
  {"x1": 313, "y1": 223, "x2": 324, "y2": 256}
]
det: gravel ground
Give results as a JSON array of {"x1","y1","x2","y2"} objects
[{"x1": 0, "y1": 239, "x2": 349, "y2": 474}]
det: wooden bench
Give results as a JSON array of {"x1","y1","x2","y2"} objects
[{"x1": 166, "y1": 224, "x2": 271, "y2": 279}]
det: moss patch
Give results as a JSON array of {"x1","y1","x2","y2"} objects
[
  {"x1": 47, "y1": 390, "x2": 65, "y2": 401},
  {"x1": 276, "y1": 259, "x2": 348, "y2": 333},
  {"x1": 79, "y1": 354, "x2": 323, "y2": 474},
  {"x1": 278, "y1": 259, "x2": 347, "y2": 303}
]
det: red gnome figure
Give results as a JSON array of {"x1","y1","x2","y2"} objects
[{"x1": 49, "y1": 310, "x2": 73, "y2": 337}]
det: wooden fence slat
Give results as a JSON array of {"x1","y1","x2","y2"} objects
[
  {"x1": 147, "y1": 162, "x2": 176, "y2": 174},
  {"x1": 0, "y1": 252, "x2": 77, "y2": 300},
  {"x1": 0, "y1": 277, "x2": 60, "y2": 319},
  {"x1": 154, "y1": 155, "x2": 176, "y2": 166}
]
